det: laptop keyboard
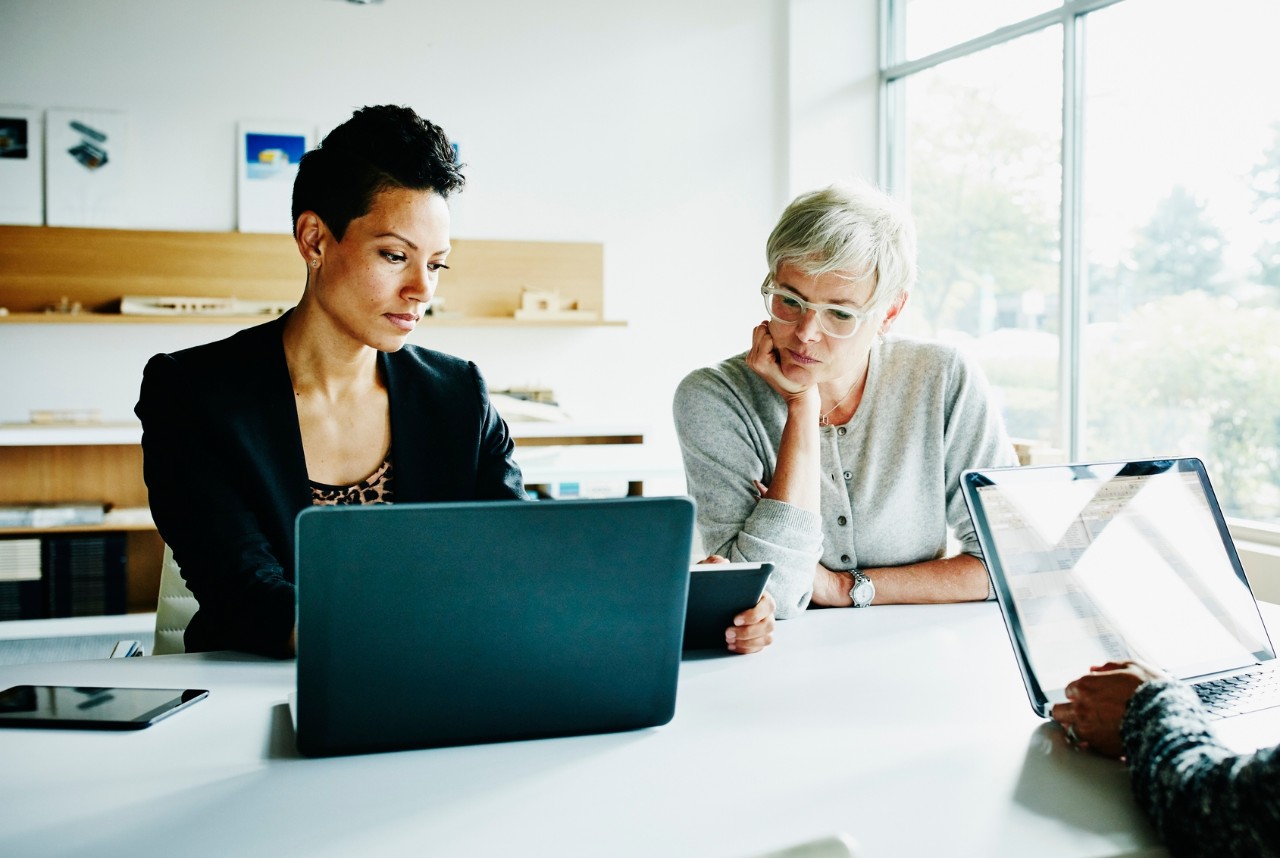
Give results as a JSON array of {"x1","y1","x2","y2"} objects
[{"x1": 1193, "y1": 668, "x2": 1280, "y2": 719}]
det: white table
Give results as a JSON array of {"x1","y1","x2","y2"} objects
[{"x1": 0, "y1": 603, "x2": 1183, "y2": 858}]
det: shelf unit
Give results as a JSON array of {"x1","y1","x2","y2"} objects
[
  {"x1": 0, "y1": 225, "x2": 617, "y2": 326},
  {"x1": 0, "y1": 225, "x2": 622, "y2": 615},
  {"x1": 0, "y1": 442, "x2": 160, "y2": 613}
]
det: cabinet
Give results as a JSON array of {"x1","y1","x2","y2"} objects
[
  {"x1": 0, "y1": 441, "x2": 160, "y2": 614},
  {"x1": 0, "y1": 424, "x2": 657, "y2": 615}
]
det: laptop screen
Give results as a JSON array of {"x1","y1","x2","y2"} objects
[{"x1": 964, "y1": 458, "x2": 1275, "y2": 709}]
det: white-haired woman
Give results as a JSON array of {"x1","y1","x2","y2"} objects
[{"x1": 675, "y1": 181, "x2": 1017, "y2": 633}]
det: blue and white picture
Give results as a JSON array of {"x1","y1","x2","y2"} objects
[
  {"x1": 238, "y1": 121, "x2": 314, "y2": 233},
  {"x1": 244, "y1": 132, "x2": 306, "y2": 181}
]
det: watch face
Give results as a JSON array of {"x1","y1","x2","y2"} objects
[{"x1": 851, "y1": 577, "x2": 874, "y2": 607}]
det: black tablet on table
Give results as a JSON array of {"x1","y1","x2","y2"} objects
[{"x1": 0, "y1": 685, "x2": 208, "y2": 730}]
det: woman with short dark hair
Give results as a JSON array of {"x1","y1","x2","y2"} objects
[{"x1": 137, "y1": 105, "x2": 524, "y2": 658}]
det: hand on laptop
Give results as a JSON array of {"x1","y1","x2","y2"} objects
[
  {"x1": 700, "y1": 554, "x2": 777, "y2": 654},
  {"x1": 1050, "y1": 660, "x2": 1169, "y2": 758}
]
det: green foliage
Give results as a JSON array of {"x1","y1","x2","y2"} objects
[
  {"x1": 1127, "y1": 185, "x2": 1226, "y2": 304},
  {"x1": 1085, "y1": 293, "x2": 1280, "y2": 519},
  {"x1": 972, "y1": 334, "x2": 1058, "y2": 442},
  {"x1": 908, "y1": 80, "x2": 1060, "y2": 336},
  {"x1": 1252, "y1": 122, "x2": 1280, "y2": 288}
]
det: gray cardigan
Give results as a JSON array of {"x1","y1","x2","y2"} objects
[{"x1": 673, "y1": 336, "x2": 1017, "y2": 618}]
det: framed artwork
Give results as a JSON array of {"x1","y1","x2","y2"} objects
[
  {"x1": 237, "y1": 121, "x2": 312, "y2": 233},
  {"x1": 45, "y1": 108, "x2": 130, "y2": 227},
  {"x1": 0, "y1": 107, "x2": 43, "y2": 225}
]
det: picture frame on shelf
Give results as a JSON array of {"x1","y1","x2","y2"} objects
[
  {"x1": 237, "y1": 121, "x2": 312, "y2": 234},
  {"x1": 45, "y1": 108, "x2": 130, "y2": 228},
  {"x1": 0, "y1": 107, "x2": 43, "y2": 226}
]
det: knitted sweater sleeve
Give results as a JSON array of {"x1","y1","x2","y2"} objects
[{"x1": 1121, "y1": 679, "x2": 1280, "y2": 857}]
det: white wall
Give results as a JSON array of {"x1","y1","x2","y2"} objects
[{"x1": 0, "y1": 0, "x2": 878, "y2": 462}]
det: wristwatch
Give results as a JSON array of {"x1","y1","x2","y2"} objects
[{"x1": 849, "y1": 569, "x2": 874, "y2": 608}]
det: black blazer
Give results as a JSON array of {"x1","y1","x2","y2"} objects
[{"x1": 135, "y1": 314, "x2": 525, "y2": 657}]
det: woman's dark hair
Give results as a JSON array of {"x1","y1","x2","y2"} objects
[{"x1": 291, "y1": 105, "x2": 465, "y2": 240}]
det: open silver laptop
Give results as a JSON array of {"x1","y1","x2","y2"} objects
[
  {"x1": 962, "y1": 457, "x2": 1280, "y2": 753},
  {"x1": 292, "y1": 496, "x2": 695, "y2": 757}
]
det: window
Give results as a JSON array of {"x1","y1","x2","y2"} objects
[
  {"x1": 897, "y1": 0, "x2": 1059, "y2": 61},
  {"x1": 884, "y1": 0, "x2": 1280, "y2": 526}
]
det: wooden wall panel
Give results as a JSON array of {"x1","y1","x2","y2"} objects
[
  {"x1": 0, "y1": 226, "x2": 301, "y2": 312},
  {"x1": 436, "y1": 240, "x2": 604, "y2": 318},
  {"x1": 0, "y1": 445, "x2": 148, "y2": 507}
]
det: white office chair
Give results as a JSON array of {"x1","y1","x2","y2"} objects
[{"x1": 153, "y1": 544, "x2": 198, "y2": 655}]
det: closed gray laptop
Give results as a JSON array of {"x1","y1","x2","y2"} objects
[
  {"x1": 962, "y1": 457, "x2": 1280, "y2": 752},
  {"x1": 293, "y1": 496, "x2": 694, "y2": 757}
]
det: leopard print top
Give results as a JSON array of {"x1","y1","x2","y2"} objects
[{"x1": 309, "y1": 456, "x2": 395, "y2": 505}]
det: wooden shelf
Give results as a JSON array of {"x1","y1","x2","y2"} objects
[
  {"x1": 0, "y1": 505, "x2": 154, "y2": 536},
  {"x1": 421, "y1": 316, "x2": 625, "y2": 328},
  {"x1": 0, "y1": 422, "x2": 647, "y2": 448},
  {"x1": 0, "y1": 225, "x2": 611, "y2": 324},
  {"x1": 0, "y1": 311, "x2": 625, "y2": 327},
  {"x1": 0, "y1": 312, "x2": 288, "y2": 325},
  {"x1": 0, "y1": 520, "x2": 157, "y2": 536}
]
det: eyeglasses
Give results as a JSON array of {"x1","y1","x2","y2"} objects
[{"x1": 760, "y1": 278, "x2": 871, "y2": 339}]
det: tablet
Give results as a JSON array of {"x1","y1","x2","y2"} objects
[
  {"x1": 683, "y1": 562, "x2": 774, "y2": 650},
  {"x1": 0, "y1": 685, "x2": 208, "y2": 730}
]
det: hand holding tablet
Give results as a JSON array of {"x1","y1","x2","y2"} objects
[{"x1": 684, "y1": 561, "x2": 774, "y2": 652}]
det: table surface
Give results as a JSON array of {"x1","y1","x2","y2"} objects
[{"x1": 0, "y1": 602, "x2": 1186, "y2": 858}]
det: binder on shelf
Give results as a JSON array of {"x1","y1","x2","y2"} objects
[
  {"x1": 0, "y1": 579, "x2": 43, "y2": 620},
  {"x1": 42, "y1": 533, "x2": 127, "y2": 617}
]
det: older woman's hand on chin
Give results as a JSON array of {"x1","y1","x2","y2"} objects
[
  {"x1": 1050, "y1": 660, "x2": 1169, "y2": 758},
  {"x1": 747, "y1": 320, "x2": 813, "y2": 402},
  {"x1": 698, "y1": 554, "x2": 777, "y2": 654}
]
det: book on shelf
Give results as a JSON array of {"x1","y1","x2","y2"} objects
[
  {"x1": 44, "y1": 533, "x2": 127, "y2": 616},
  {"x1": 0, "y1": 538, "x2": 41, "y2": 581},
  {"x1": 0, "y1": 538, "x2": 42, "y2": 620},
  {"x1": 0, "y1": 502, "x2": 108, "y2": 529}
]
